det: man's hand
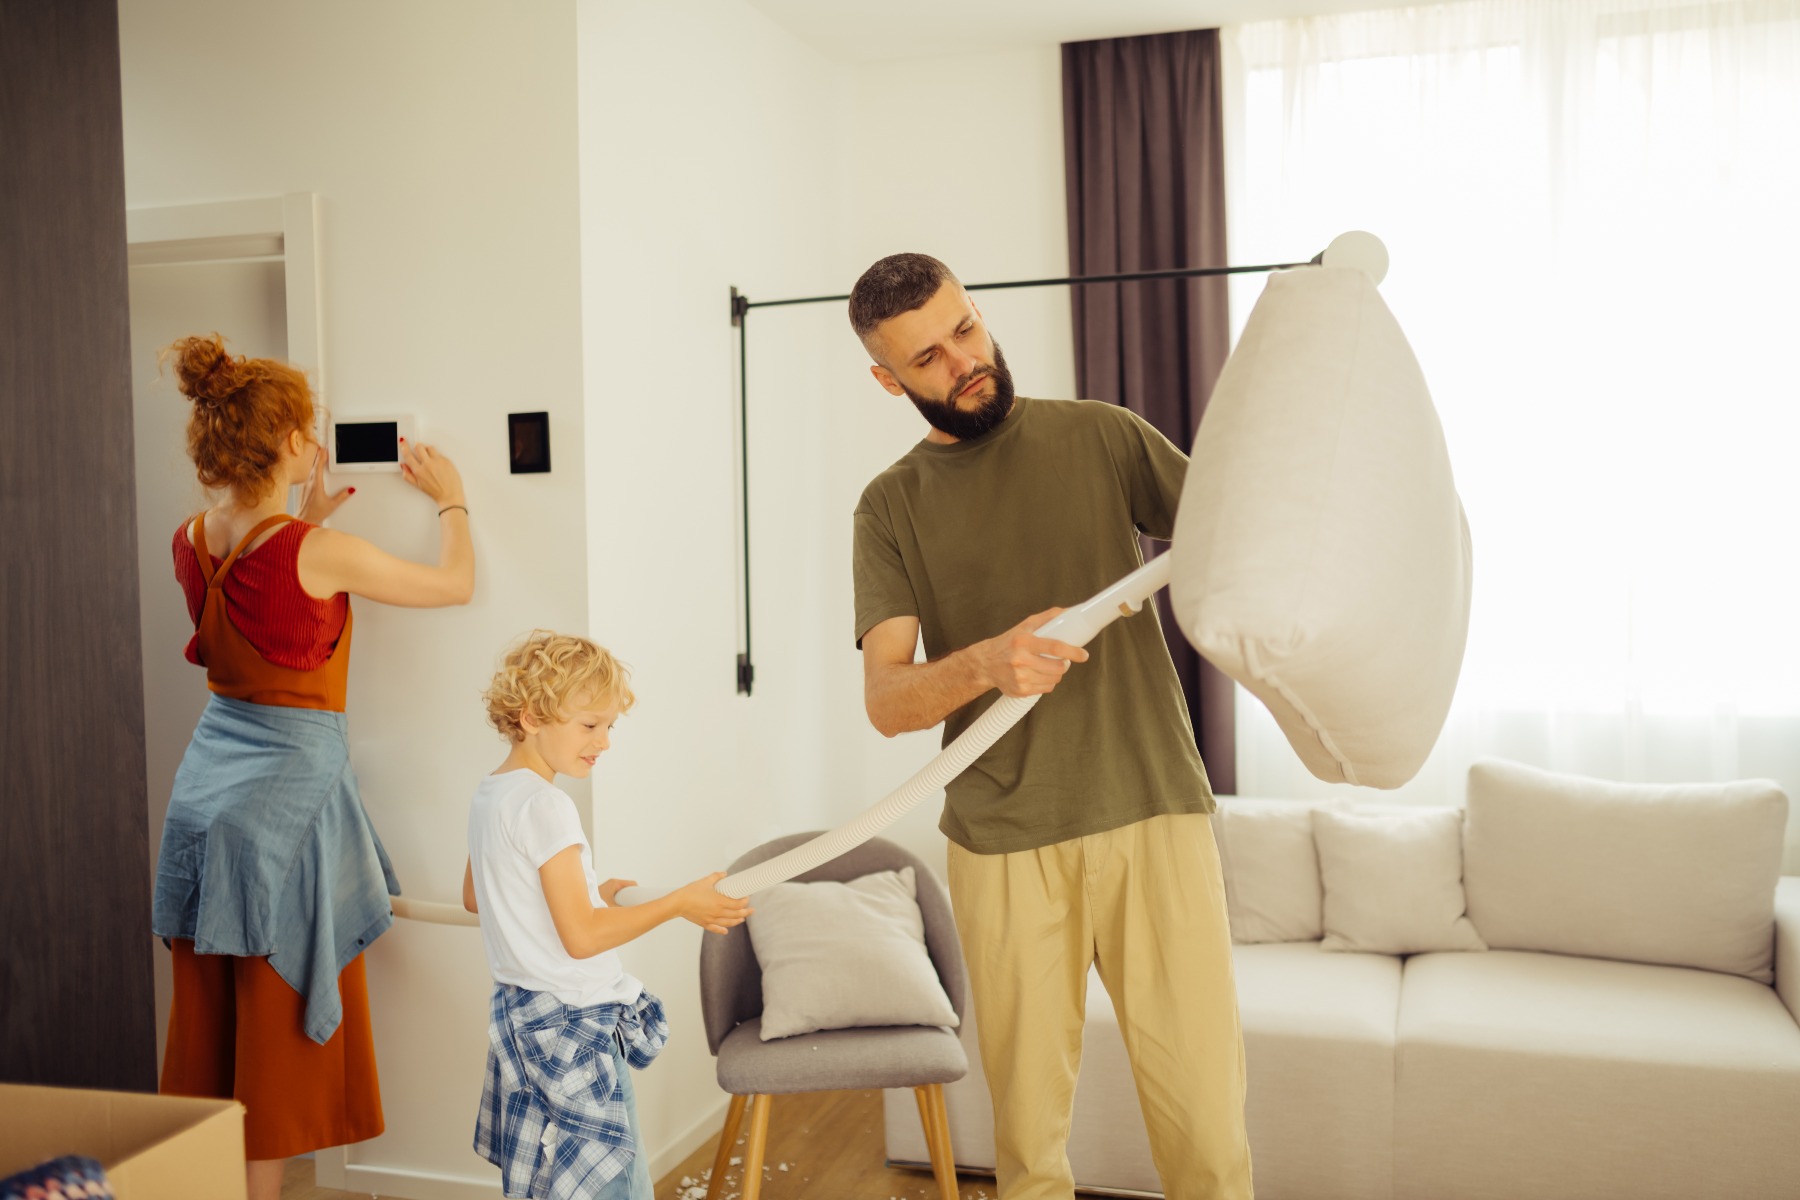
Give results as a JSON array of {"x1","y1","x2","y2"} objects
[
  {"x1": 598, "y1": 878, "x2": 636, "y2": 907},
  {"x1": 975, "y1": 608, "x2": 1090, "y2": 697},
  {"x1": 862, "y1": 606, "x2": 1093, "y2": 736}
]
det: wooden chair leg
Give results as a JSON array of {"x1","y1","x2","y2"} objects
[
  {"x1": 924, "y1": 1082, "x2": 959, "y2": 1199},
  {"x1": 913, "y1": 1085, "x2": 940, "y2": 1166},
  {"x1": 703, "y1": 1093, "x2": 749, "y2": 1200},
  {"x1": 740, "y1": 1092, "x2": 774, "y2": 1200}
]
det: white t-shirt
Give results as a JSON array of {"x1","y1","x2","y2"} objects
[{"x1": 467, "y1": 768, "x2": 642, "y2": 1008}]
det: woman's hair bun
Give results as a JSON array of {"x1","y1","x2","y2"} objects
[
  {"x1": 168, "y1": 333, "x2": 242, "y2": 409},
  {"x1": 164, "y1": 333, "x2": 316, "y2": 503}
]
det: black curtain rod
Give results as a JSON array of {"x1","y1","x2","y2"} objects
[
  {"x1": 733, "y1": 260, "x2": 1314, "y2": 318},
  {"x1": 727, "y1": 255, "x2": 1318, "y2": 695}
]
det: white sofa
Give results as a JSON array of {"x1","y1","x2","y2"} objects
[{"x1": 885, "y1": 761, "x2": 1800, "y2": 1199}]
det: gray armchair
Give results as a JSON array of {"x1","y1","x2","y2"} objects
[{"x1": 699, "y1": 833, "x2": 969, "y2": 1200}]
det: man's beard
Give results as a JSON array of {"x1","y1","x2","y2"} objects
[{"x1": 905, "y1": 341, "x2": 1016, "y2": 441}]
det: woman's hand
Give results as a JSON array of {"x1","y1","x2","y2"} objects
[
  {"x1": 399, "y1": 438, "x2": 466, "y2": 507},
  {"x1": 599, "y1": 878, "x2": 637, "y2": 907},
  {"x1": 297, "y1": 448, "x2": 354, "y2": 524},
  {"x1": 296, "y1": 436, "x2": 475, "y2": 607},
  {"x1": 674, "y1": 872, "x2": 753, "y2": 934}
]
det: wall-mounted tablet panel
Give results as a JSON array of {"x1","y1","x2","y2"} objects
[{"x1": 330, "y1": 414, "x2": 416, "y2": 473}]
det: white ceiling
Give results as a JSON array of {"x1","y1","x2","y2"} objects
[{"x1": 741, "y1": 0, "x2": 1420, "y2": 63}]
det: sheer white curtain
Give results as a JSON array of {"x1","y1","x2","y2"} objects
[{"x1": 1220, "y1": 0, "x2": 1800, "y2": 868}]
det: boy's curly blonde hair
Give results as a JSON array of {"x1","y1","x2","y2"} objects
[{"x1": 484, "y1": 631, "x2": 635, "y2": 742}]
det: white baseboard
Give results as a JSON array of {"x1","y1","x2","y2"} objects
[
  {"x1": 308, "y1": 1097, "x2": 732, "y2": 1197},
  {"x1": 311, "y1": 1147, "x2": 347, "y2": 1189},
  {"x1": 650, "y1": 1092, "x2": 734, "y2": 1182},
  {"x1": 337, "y1": 1163, "x2": 501, "y2": 1199},
  {"x1": 310, "y1": 1151, "x2": 498, "y2": 1200}
]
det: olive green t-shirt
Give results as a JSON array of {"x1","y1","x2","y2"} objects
[{"x1": 852, "y1": 396, "x2": 1214, "y2": 855}]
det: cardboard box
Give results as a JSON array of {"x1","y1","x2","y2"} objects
[{"x1": 0, "y1": 1084, "x2": 245, "y2": 1200}]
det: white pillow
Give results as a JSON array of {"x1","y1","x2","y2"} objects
[
  {"x1": 1212, "y1": 797, "x2": 1341, "y2": 943},
  {"x1": 1169, "y1": 266, "x2": 1472, "y2": 790},
  {"x1": 746, "y1": 866, "x2": 958, "y2": 1041},
  {"x1": 1313, "y1": 807, "x2": 1487, "y2": 955},
  {"x1": 1464, "y1": 759, "x2": 1789, "y2": 981}
]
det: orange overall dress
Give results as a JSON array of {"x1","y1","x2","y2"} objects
[{"x1": 160, "y1": 512, "x2": 385, "y2": 1160}]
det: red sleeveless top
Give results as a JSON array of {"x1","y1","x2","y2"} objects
[{"x1": 173, "y1": 516, "x2": 351, "y2": 707}]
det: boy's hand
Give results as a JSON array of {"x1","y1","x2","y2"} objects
[
  {"x1": 674, "y1": 871, "x2": 752, "y2": 935},
  {"x1": 599, "y1": 878, "x2": 636, "y2": 907}
]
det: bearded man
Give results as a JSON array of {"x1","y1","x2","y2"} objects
[{"x1": 848, "y1": 252, "x2": 1252, "y2": 1200}]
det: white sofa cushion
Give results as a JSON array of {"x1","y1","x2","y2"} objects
[
  {"x1": 1231, "y1": 942, "x2": 1403, "y2": 1200},
  {"x1": 1396, "y1": 949, "x2": 1800, "y2": 1200},
  {"x1": 1168, "y1": 266, "x2": 1472, "y2": 790},
  {"x1": 1463, "y1": 759, "x2": 1789, "y2": 982},
  {"x1": 1212, "y1": 796, "x2": 1341, "y2": 943},
  {"x1": 1313, "y1": 808, "x2": 1486, "y2": 955},
  {"x1": 1235, "y1": 939, "x2": 1401, "y2": 1046}
]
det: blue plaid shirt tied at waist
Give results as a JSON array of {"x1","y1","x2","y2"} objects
[{"x1": 476, "y1": 983, "x2": 669, "y2": 1198}]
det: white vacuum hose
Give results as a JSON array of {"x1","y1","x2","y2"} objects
[
  {"x1": 390, "y1": 895, "x2": 480, "y2": 927},
  {"x1": 392, "y1": 554, "x2": 1173, "y2": 922},
  {"x1": 614, "y1": 552, "x2": 1173, "y2": 906}
]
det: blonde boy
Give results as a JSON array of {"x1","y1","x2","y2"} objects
[{"x1": 465, "y1": 631, "x2": 748, "y2": 1199}]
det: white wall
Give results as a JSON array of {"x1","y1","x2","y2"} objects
[
  {"x1": 574, "y1": 0, "x2": 853, "y2": 1171},
  {"x1": 120, "y1": 0, "x2": 1079, "y2": 1187},
  {"x1": 120, "y1": 0, "x2": 587, "y2": 1189},
  {"x1": 575, "y1": 10, "x2": 1080, "y2": 1176}
]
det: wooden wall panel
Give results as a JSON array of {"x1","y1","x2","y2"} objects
[{"x1": 0, "y1": 0, "x2": 158, "y2": 1090}]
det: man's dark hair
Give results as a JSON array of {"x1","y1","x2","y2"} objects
[{"x1": 848, "y1": 253, "x2": 959, "y2": 342}]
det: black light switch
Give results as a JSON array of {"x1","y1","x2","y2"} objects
[{"x1": 508, "y1": 411, "x2": 551, "y2": 474}]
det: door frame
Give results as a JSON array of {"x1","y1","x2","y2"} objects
[{"x1": 126, "y1": 193, "x2": 324, "y2": 399}]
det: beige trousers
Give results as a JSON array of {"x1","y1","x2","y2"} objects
[{"x1": 946, "y1": 813, "x2": 1252, "y2": 1200}]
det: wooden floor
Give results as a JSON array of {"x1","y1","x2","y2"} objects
[
  {"x1": 654, "y1": 1088, "x2": 997, "y2": 1200},
  {"x1": 281, "y1": 1159, "x2": 355, "y2": 1200},
  {"x1": 280, "y1": 1089, "x2": 1000, "y2": 1200}
]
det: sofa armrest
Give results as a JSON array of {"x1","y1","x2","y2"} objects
[{"x1": 1778, "y1": 877, "x2": 1800, "y2": 1026}]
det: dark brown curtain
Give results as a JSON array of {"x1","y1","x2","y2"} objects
[{"x1": 1062, "y1": 28, "x2": 1236, "y2": 793}]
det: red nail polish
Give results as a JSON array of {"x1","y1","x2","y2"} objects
[{"x1": 348, "y1": 487, "x2": 356, "y2": 494}]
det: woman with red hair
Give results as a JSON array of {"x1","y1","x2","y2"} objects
[{"x1": 151, "y1": 333, "x2": 474, "y2": 1199}]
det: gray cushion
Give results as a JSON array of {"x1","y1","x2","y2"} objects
[
  {"x1": 716, "y1": 1018, "x2": 966, "y2": 1094},
  {"x1": 700, "y1": 833, "x2": 968, "y2": 1099},
  {"x1": 747, "y1": 866, "x2": 958, "y2": 1040}
]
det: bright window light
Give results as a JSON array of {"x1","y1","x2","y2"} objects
[{"x1": 1222, "y1": 1, "x2": 1800, "y2": 820}]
